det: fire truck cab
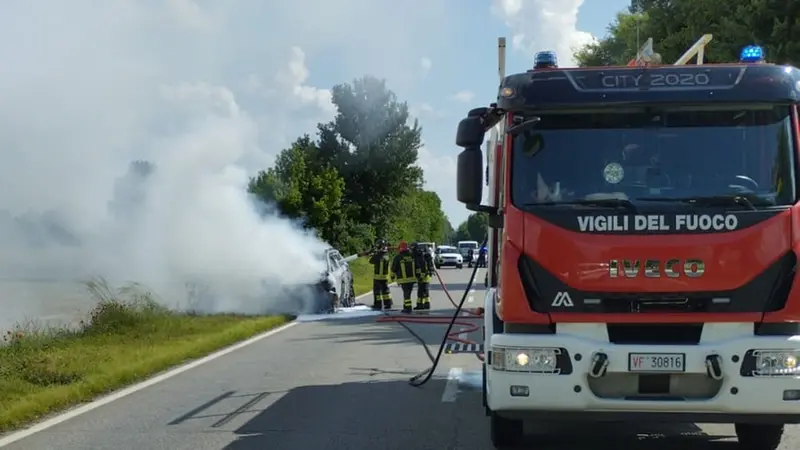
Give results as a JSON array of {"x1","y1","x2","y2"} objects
[{"x1": 456, "y1": 38, "x2": 800, "y2": 449}]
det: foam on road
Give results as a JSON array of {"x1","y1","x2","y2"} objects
[
  {"x1": 2, "y1": 267, "x2": 799, "y2": 449},
  {"x1": 295, "y1": 305, "x2": 383, "y2": 322}
]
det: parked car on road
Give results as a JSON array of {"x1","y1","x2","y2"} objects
[{"x1": 435, "y1": 245, "x2": 463, "y2": 269}]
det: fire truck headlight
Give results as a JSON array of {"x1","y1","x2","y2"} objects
[
  {"x1": 754, "y1": 350, "x2": 800, "y2": 376},
  {"x1": 492, "y1": 346, "x2": 560, "y2": 373}
]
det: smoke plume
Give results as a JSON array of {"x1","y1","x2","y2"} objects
[
  {"x1": 0, "y1": 0, "x2": 460, "y2": 329},
  {"x1": 0, "y1": 2, "x2": 347, "y2": 328}
]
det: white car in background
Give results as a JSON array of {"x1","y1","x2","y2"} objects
[
  {"x1": 457, "y1": 240, "x2": 480, "y2": 267},
  {"x1": 435, "y1": 245, "x2": 463, "y2": 269}
]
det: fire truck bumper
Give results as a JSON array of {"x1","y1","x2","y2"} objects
[{"x1": 486, "y1": 323, "x2": 800, "y2": 423}]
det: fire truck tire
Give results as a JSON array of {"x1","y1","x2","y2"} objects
[
  {"x1": 735, "y1": 423, "x2": 783, "y2": 450},
  {"x1": 490, "y1": 412, "x2": 523, "y2": 448}
]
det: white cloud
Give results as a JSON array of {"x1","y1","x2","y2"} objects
[
  {"x1": 410, "y1": 102, "x2": 447, "y2": 121},
  {"x1": 420, "y1": 57, "x2": 433, "y2": 74},
  {"x1": 491, "y1": 0, "x2": 596, "y2": 67},
  {"x1": 452, "y1": 90, "x2": 475, "y2": 103},
  {"x1": 166, "y1": 0, "x2": 218, "y2": 31},
  {"x1": 416, "y1": 146, "x2": 466, "y2": 225}
]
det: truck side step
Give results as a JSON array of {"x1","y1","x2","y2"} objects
[{"x1": 444, "y1": 343, "x2": 484, "y2": 353}]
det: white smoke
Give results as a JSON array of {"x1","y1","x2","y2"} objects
[
  {"x1": 0, "y1": 0, "x2": 472, "y2": 328},
  {"x1": 0, "y1": 1, "x2": 350, "y2": 327},
  {"x1": 491, "y1": 0, "x2": 596, "y2": 67}
]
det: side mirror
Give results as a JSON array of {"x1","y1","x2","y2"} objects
[
  {"x1": 457, "y1": 146, "x2": 483, "y2": 205},
  {"x1": 455, "y1": 110, "x2": 500, "y2": 216},
  {"x1": 456, "y1": 116, "x2": 485, "y2": 148}
]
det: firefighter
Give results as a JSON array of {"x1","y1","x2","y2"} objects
[
  {"x1": 411, "y1": 242, "x2": 434, "y2": 311},
  {"x1": 360, "y1": 238, "x2": 393, "y2": 310},
  {"x1": 391, "y1": 241, "x2": 417, "y2": 314},
  {"x1": 478, "y1": 245, "x2": 487, "y2": 268}
]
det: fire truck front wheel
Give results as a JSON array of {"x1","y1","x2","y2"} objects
[
  {"x1": 735, "y1": 423, "x2": 783, "y2": 450},
  {"x1": 490, "y1": 412, "x2": 523, "y2": 448}
]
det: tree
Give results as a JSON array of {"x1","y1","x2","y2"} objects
[
  {"x1": 454, "y1": 213, "x2": 488, "y2": 243},
  {"x1": 389, "y1": 190, "x2": 450, "y2": 244},
  {"x1": 248, "y1": 76, "x2": 454, "y2": 254},
  {"x1": 248, "y1": 135, "x2": 346, "y2": 245},
  {"x1": 316, "y1": 76, "x2": 423, "y2": 238},
  {"x1": 575, "y1": 0, "x2": 800, "y2": 67}
]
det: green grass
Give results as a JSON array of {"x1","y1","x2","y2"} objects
[
  {"x1": 349, "y1": 258, "x2": 373, "y2": 296},
  {"x1": 0, "y1": 279, "x2": 290, "y2": 433}
]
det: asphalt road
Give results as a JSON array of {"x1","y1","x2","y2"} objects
[{"x1": 2, "y1": 268, "x2": 799, "y2": 449}]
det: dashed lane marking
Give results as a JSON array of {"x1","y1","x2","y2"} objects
[
  {"x1": 444, "y1": 343, "x2": 484, "y2": 354},
  {"x1": 441, "y1": 367, "x2": 463, "y2": 402}
]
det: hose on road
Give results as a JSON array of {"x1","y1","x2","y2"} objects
[{"x1": 373, "y1": 240, "x2": 486, "y2": 387}]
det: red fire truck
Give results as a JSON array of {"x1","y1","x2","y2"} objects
[{"x1": 456, "y1": 37, "x2": 800, "y2": 449}]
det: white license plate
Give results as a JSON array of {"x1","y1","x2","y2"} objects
[{"x1": 628, "y1": 353, "x2": 686, "y2": 373}]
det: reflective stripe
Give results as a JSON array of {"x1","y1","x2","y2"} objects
[
  {"x1": 394, "y1": 255, "x2": 417, "y2": 283},
  {"x1": 372, "y1": 255, "x2": 390, "y2": 280}
]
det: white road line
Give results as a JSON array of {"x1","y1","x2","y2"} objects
[
  {"x1": 466, "y1": 268, "x2": 481, "y2": 304},
  {"x1": 441, "y1": 367, "x2": 463, "y2": 403},
  {"x1": 0, "y1": 320, "x2": 299, "y2": 448}
]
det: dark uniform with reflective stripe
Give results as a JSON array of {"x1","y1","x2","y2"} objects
[
  {"x1": 392, "y1": 248, "x2": 417, "y2": 314},
  {"x1": 369, "y1": 250, "x2": 392, "y2": 310},
  {"x1": 412, "y1": 244, "x2": 434, "y2": 310}
]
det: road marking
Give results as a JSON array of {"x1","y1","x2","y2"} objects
[
  {"x1": 441, "y1": 367, "x2": 463, "y2": 402},
  {"x1": 0, "y1": 320, "x2": 298, "y2": 448},
  {"x1": 444, "y1": 343, "x2": 484, "y2": 353}
]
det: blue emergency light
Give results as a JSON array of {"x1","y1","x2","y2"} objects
[
  {"x1": 740, "y1": 45, "x2": 765, "y2": 63},
  {"x1": 534, "y1": 51, "x2": 558, "y2": 68}
]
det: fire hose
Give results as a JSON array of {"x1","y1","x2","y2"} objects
[{"x1": 373, "y1": 240, "x2": 487, "y2": 387}]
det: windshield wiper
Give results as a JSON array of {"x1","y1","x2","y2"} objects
[
  {"x1": 528, "y1": 198, "x2": 638, "y2": 213},
  {"x1": 635, "y1": 194, "x2": 772, "y2": 211},
  {"x1": 506, "y1": 117, "x2": 541, "y2": 136}
]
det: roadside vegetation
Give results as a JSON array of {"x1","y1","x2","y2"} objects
[
  {"x1": 245, "y1": 75, "x2": 463, "y2": 251},
  {"x1": 349, "y1": 259, "x2": 373, "y2": 297},
  {"x1": 573, "y1": 0, "x2": 799, "y2": 66},
  {"x1": 0, "y1": 279, "x2": 290, "y2": 433}
]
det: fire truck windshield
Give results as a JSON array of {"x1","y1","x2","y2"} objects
[{"x1": 510, "y1": 105, "x2": 796, "y2": 210}]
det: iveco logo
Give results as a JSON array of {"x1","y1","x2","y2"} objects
[{"x1": 609, "y1": 259, "x2": 705, "y2": 278}]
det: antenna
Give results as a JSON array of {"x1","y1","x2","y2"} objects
[{"x1": 632, "y1": 0, "x2": 641, "y2": 60}]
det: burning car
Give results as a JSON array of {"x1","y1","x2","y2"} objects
[{"x1": 311, "y1": 248, "x2": 356, "y2": 313}]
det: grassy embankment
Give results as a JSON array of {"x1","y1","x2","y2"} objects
[
  {"x1": 0, "y1": 261, "x2": 375, "y2": 433},
  {"x1": 0, "y1": 280, "x2": 291, "y2": 433},
  {"x1": 348, "y1": 258, "x2": 373, "y2": 297}
]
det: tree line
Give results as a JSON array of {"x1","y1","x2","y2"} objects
[
  {"x1": 247, "y1": 76, "x2": 454, "y2": 254},
  {"x1": 574, "y1": 0, "x2": 800, "y2": 67}
]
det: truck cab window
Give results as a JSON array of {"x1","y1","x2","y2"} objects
[{"x1": 510, "y1": 106, "x2": 796, "y2": 209}]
